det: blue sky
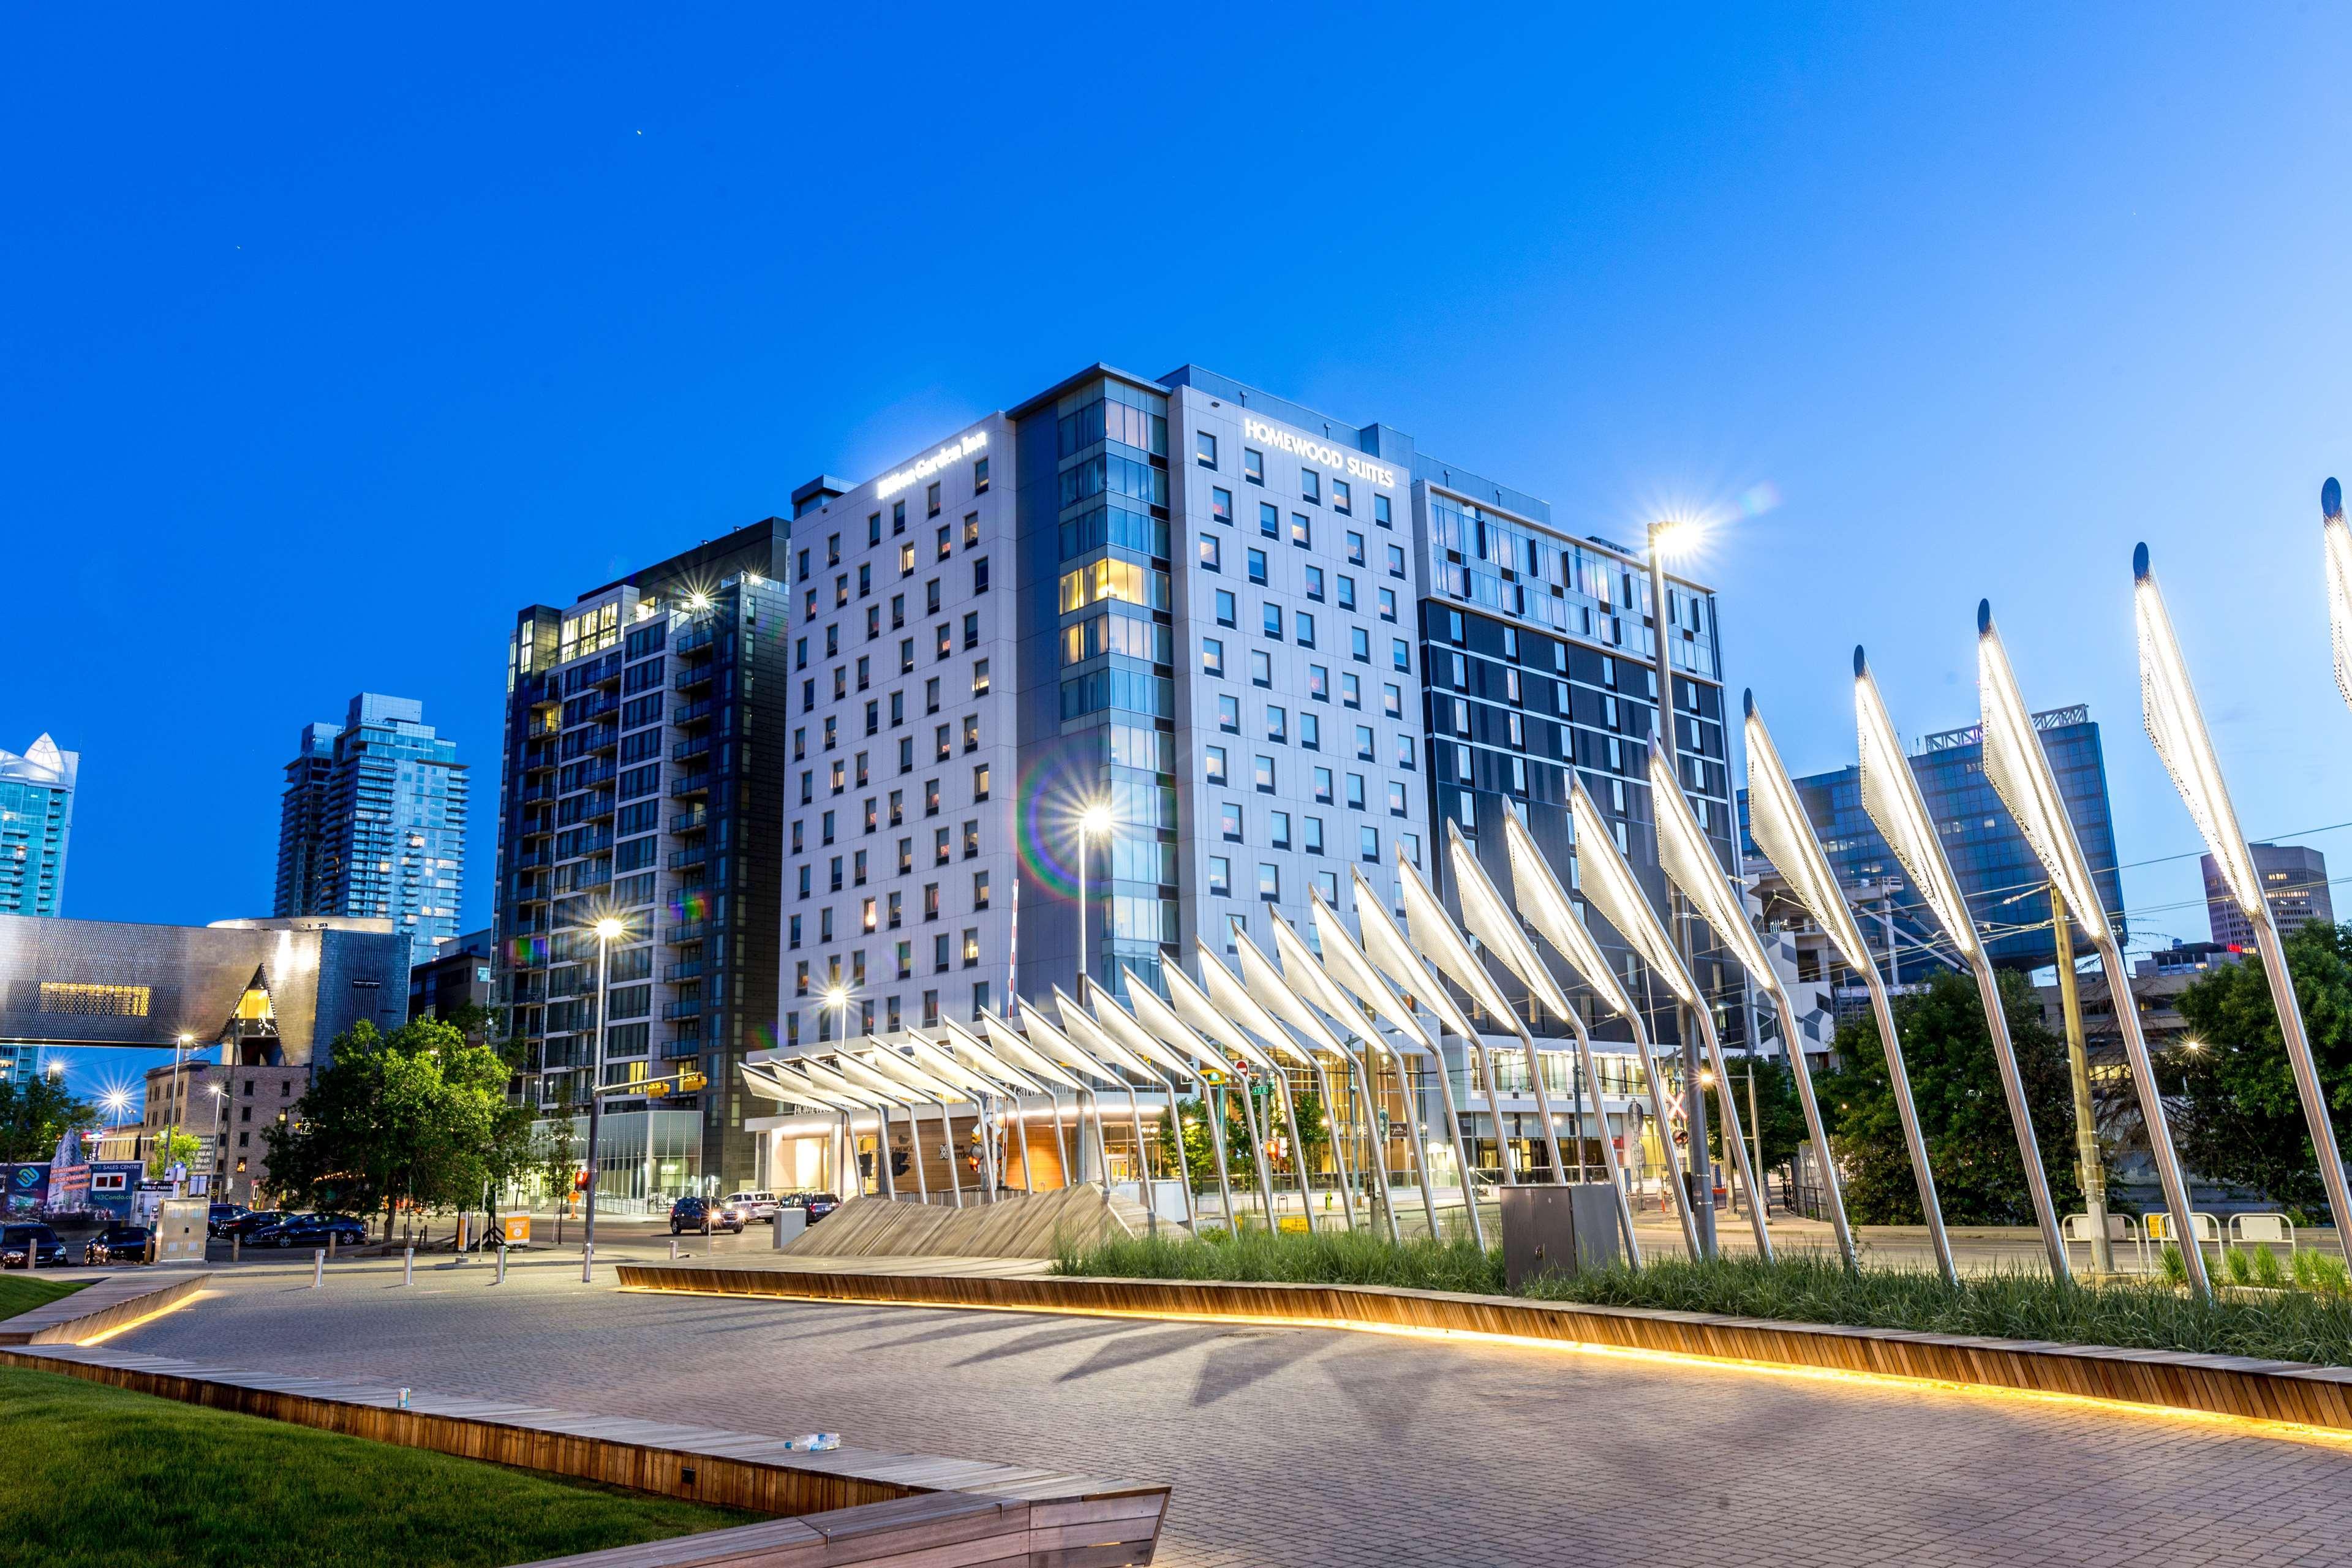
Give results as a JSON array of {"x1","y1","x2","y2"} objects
[{"x1": 9, "y1": 7, "x2": 2351, "y2": 1101}]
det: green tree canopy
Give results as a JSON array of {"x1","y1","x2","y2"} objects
[
  {"x1": 1817, "y1": 967, "x2": 2089, "y2": 1226},
  {"x1": 1705, "y1": 1057, "x2": 1809, "y2": 1173},
  {"x1": 262, "y1": 1017, "x2": 529, "y2": 1233},
  {"x1": 2172, "y1": 921, "x2": 2352, "y2": 1219},
  {"x1": 0, "y1": 1074, "x2": 99, "y2": 1163}
]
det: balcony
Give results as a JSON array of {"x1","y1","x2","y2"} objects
[
  {"x1": 668, "y1": 844, "x2": 708, "y2": 872},
  {"x1": 662, "y1": 998, "x2": 706, "y2": 1020},
  {"x1": 662, "y1": 1036, "x2": 707, "y2": 1061},
  {"x1": 512, "y1": 846, "x2": 553, "y2": 870},
  {"x1": 673, "y1": 662, "x2": 714, "y2": 693},
  {"x1": 673, "y1": 625, "x2": 715, "y2": 657},
  {"x1": 670, "y1": 805, "x2": 709, "y2": 835},
  {"x1": 669, "y1": 770, "x2": 710, "y2": 799},
  {"x1": 663, "y1": 921, "x2": 706, "y2": 945},
  {"x1": 568, "y1": 868, "x2": 612, "y2": 894},
  {"x1": 671, "y1": 735, "x2": 711, "y2": 763},
  {"x1": 665, "y1": 959, "x2": 706, "y2": 983},
  {"x1": 672, "y1": 698, "x2": 715, "y2": 727}
]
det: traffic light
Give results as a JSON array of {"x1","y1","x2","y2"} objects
[
  {"x1": 644, "y1": 1080, "x2": 671, "y2": 1097},
  {"x1": 679, "y1": 1071, "x2": 709, "y2": 1092},
  {"x1": 573, "y1": 1170, "x2": 592, "y2": 1191}
]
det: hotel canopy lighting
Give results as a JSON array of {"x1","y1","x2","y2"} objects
[
  {"x1": 1744, "y1": 689, "x2": 1956, "y2": 1284},
  {"x1": 2135, "y1": 545, "x2": 2352, "y2": 1250},
  {"x1": 1978, "y1": 598, "x2": 2209, "y2": 1299},
  {"x1": 1854, "y1": 646, "x2": 2065, "y2": 1278}
]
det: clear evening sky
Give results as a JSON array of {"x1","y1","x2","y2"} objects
[{"x1": 8, "y1": 9, "x2": 2351, "y2": 1100}]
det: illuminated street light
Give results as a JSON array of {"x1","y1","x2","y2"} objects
[
  {"x1": 1978, "y1": 597, "x2": 2209, "y2": 1299},
  {"x1": 1648, "y1": 517, "x2": 1708, "y2": 561},
  {"x1": 1641, "y1": 740, "x2": 1844, "y2": 1266},
  {"x1": 1746, "y1": 689, "x2": 1957, "y2": 1284},
  {"x1": 2324, "y1": 478, "x2": 2352, "y2": 711},
  {"x1": 2136, "y1": 543, "x2": 2352, "y2": 1253},
  {"x1": 582, "y1": 911, "x2": 630, "y2": 1264},
  {"x1": 1075, "y1": 802, "x2": 1115, "y2": 993},
  {"x1": 1854, "y1": 646, "x2": 2067, "y2": 1279}
]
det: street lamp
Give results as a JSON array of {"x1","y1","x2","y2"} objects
[
  {"x1": 1644, "y1": 518, "x2": 1713, "y2": 1248},
  {"x1": 102, "y1": 1088, "x2": 131, "y2": 1135},
  {"x1": 208, "y1": 1085, "x2": 227, "y2": 1200},
  {"x1": 165, "y1": 1031, "x2": 195, "y2": 1191},
  {"x1": 582, "y1": 914, "x2": 627, "y2": 1262},
  {"x1": 1076, "y1": 802, "x2": 1114, "y2": 992}
]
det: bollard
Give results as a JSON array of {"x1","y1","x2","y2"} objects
[
  {"x1": 668, "y1": 1238, "x2": 679, "y2": 1262},
  {"x1": 232, "y1": 1234, "x2": 241, "y2": 1264},
  {"x1": 581, "y1": 1242, "x2": 594, "y2": 1283},
  {"x1": 328, "y1": 1232, "x2": 337, "y2": 1260},
  {"x1": 494, "y1": 1245, "x2": 507, "y2": 1285},
  {"x1": 402, "y1": 1246, "x2": 414, "y2": 1286},
  {"x1": 311, "y1": 1249, "x2": 324, "y2": 1289}
]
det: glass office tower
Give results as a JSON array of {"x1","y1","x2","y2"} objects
[{"x1": 0, "y1": 733, "x2": 77, "y2": 918}]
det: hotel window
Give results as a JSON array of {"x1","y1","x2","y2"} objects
[
  {"x1": 932, "y1": 933, "x2": 950, "y2": 971},
  {"x1": 1387, "y1": 543, "x2": 1406, "y2": 578},
  {"x1": 926, "y1": 481, "x2": 941, "y2": 518},
  {"x1": 972, "y1": 658, "x2": 990, "y2": 695},
  {"x1": 1267, "y1": 705, "x2": 1287, "y2": 744},
  {"x1": 888, "y1": 889, "x2": 903, "y2": 926},
  {"x1": 973, "y1": 557, "x2": 989, "y2": 594},
  {"x1": 1211, "y1": 487, "x2": 1233, "y2": 525},
  {"x1": 897, "y1": 840, "x2": 913, "y2": 877},
  {"x1": 1254, "y1": 755, "x2": 1275, "y2": 794},
  {"x1": 831, "y1": 760, "x2": 846, "y2": 793},
  {"x1": 895, "y1": 940, "x2": 912, "y2": 979},
  {"x1": 1333, "y1": 480, "x2": 1351, "y2": 514},
  {"x1": 934, "y1": 724, "x2": 950, "y2": 762},
  {"x1": 1314, "y1": 870, "x2": 1339, "y2": 904},
  {"x1": 1199, "y1": 533, "x2": 1221, "y2": 571},
  {"x1": 1215, "y1": 589, "x2": 1236, "y2": 627},
  {"x1": 1393, "y1": 639, "x2": 1412, "y2": 673},
  {"x1": 963, "y1": 928, "x2": 981, "y2": 967},
  {"x1": 899, "y1": 543, "x2": 914, "y2": 575},
  {"x1": 1196, "y1": 431, "x2": 1218, "y2": 469},
  {"x1": 900, "y1": 638, "x2": 915, "y2": 674},
  {"x1": 1355, "y1": 725, "x2": 1375, "y2": 761},
  {"x1": 963, "y1": 819, "x2": 980, "y2": 858},
  {"x1": 1208, "y1": 856, "x2": 1231, "y2": 896},
  {"x1": 862, "y1": 896, "x2": 877, "y2": 932},
  {"x1": 1300, "y1": 712, "x2": 1321, "y2": 751},
  {"x1": 1346, "y1": 532, "x2": 1366, "y2": 565},
  {"x1": 1304, "y1": 816, "x2": 1324, "y2": 855},
  {"x1": 795, "y1": 962, "x2": 809, "y2": 997},
  {"x1": 1300, "y1": 469, "x2": 1320, "y2": 505},
  {"x1": 1341, "y1": 672, "x2": 1361, "y2": 707},
  {"x1": 1379, "y1": 587, "x2": 1397, "y2": 622},
  {"x1": 835, "y1": 575, "x2": 849, "y2": 608},
  {"x1": 963, "y1": 612, "x2": 979, "y2": 649},
  {"x1": 922, "y1": 990, "x2": 939, "y2": 1028},
  {"x1": 1397, "y1": 734, "x2": 1417, "y2": 770},
  {"x1": 972, "y1": 869, "x2": 990, "y2": 908},
  {"x1": 1290, "y1": 514, "x2": 1311, "y2": 549},
  {"x1": 1220, "y1": 803, "x2": 1243, "y2": 842},
  {"x1": 974, "y1": 455, "x2": 990, "y2": 492},
  {"x1": 962, "y1": 715, "x2": 979, "y2": 752},
  {"x1": 1250, "y1": 650, "x2": 1272, "y2": 687},
  {"x1": 866, "y1": 606, "x2": 880, "y2": 639},
  {"x1": 889, "y1": 789, "x2": 905, "y2": 825},
  {"x1": 1259, "y1": 862, "x2": 1281, "y2": 901},
  {"x1": 965, "y1": 512, "x2": 980, "y2": 549},
  {"x1": 1262, "y1": 603, "x2": 1282, "y2": 640},
  {"x1": 1206, "y1": 745, "x2": 1227, "y2": 784},
  {"x1": 1244, "y1": 447, "x2": 1264, "y2": 484},
  {"x1": 1308, "y1": 664, "x2": 1329, "y2": 701},
  {"x1": 858, "y1": 563, "x2": 872, "y2": 597},
  {"x1": 1314, "y1": 767, "x2": 1333, "y2": 804},
  {"x1": 1374, "y1": 494, "x2": 1392, "y2": 527},
  {"x1": 893, "y1": 499, "x2": 907, "y2": 533},
  {"x1": 1247, "y1": 548, "x2": 1267, "y2": 585},
  {"x1": 1305, "y1": 565, "x2": 1325, "y2": 601},
  {"x1": 1384, "y1": 682, "x2": 1403, "y2": 718},
  {"x1": 935, "y1": 622, "x2": 951, "y2": 659},
  {"x1": 898, "y1": 736, "x2": 914, "y2": 772},
  {"x1": 1219, "y1": 695, "x2": 1239, "y2": 732},
  {"x1": 972, "y1": 762, "x2": 990, "y2": 801},
  {"x1": 790, "y1": 913, "x2": 802, "y2": 949},
  {"x1": 1258, "y1": 502, "x2": 1278, "y2": 538},
  {"x1": 927, "y1": 676, "x2": 941, "y2": 713},
  {"x1": 1351, "y1": 627, "x2": 1371, "y2": 663},
  {"x1": 924, "y1": 883, "x2": 940, "y2": 920},
  {"x1": 937, "y1": 524, "x2": 952, "y2": 560},
  {"x1": 1347, "y1": 773, "x2": 1366, "y2": 809},
  {"x1": 1270, "y1": 811, "x2": 1291, "y2": 850},
  {"x1": 1360, "y1": 827, "x2": 1381, "y2": 863},
  {"x1": 935, "y1": 826, "x2": 951, "y2": 864},
  {"x1": 1295, "y1": 611, "x2": 1315, "y2": 647},
  {"x1": 1202, "y1": 638, "x2": 1224, "y2": 676},
  {"x1": 827, "y1": 533, "x2": 842, "y2": 566}
]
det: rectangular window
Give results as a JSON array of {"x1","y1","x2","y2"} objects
[
  {"x1": 1360, "y1": 826, "x2": 1381, "y2": 863},
  {"x1": 1388, "y1": 780, "x2": 1408, "y2": 816},
  {"x1": 1290, "y1": 513, "x2": 1311, "y2": 548},
  {"x1": 1300, "y1": 469, "x2": 1321, "y2": 505},
  {"x1": 1300, "y1": 712, "x2": 1320, "y2": 751},
  {"x1": 1219, "y1": 695, "x2": 1239, "y2": 732},
  {"x1": 1202, "y1": 637, "x2": 1224, "y2": 676},
  {"x1": 1250, "y1": 650, "x2": 1272, "y2": 687},
  {"x1": 927, "y1": 480, "x2": 941, "y2": 518},
  {"x1": 1384, "y1": 682, "x2": 1403, "y2": 718},
  {"x1": 1346, "y1": 774, "x2": 1366, "y2": 810},
  {"x1": 1295, "y1": 611, "x2": 1315, "y2": 647},
  {"x1": 1387, "y1": 543, "x2": 1406, "y2": 578},
  {"x1": 1206, "y1": 745, "x2": 1228, "y2": 784},
  {"x1": 1199, "y1": 533, "x2": 1221, "y2": 571},
  {"x1": 962, "y1": 612, "x2": 979, "y2": 649},
  {"x1": 1351, "y1": 628, "x2": 1370, "y2": 663},
  {"x1": 1305, "y1": 565, "x2": 1324, "y2": 601},
  {"x1": 1313, "y1": 767, "x2": 1333, "y2": 804},
  {"x1": 1393, "y1": 639, "x2": 1412, "y2": 673},
  {"x1": 972, "y1": 870, "x2": 990, "y2": 908},
  {"x1": 1355, "y1": 724, "x2": 1375, "y2": 760},
  {"x1": 1254, "y1": 754, "x2": 1275, "y2": 793},
  {"x1": 1267, "y1": 705, "x2": 1287, "y2": 743},
  {"x1": 1258, "y1": 502, "x2": 1278, "y2": 538},
  {"x1": 1211, "y1": 486, "x2": 1233, "y2": 525},
  {"x1": 1221, "y1": 803, "x2": 1243, "y2": 842},
  {"x1": 1244, "y1": 447, "x2": 1264, "y2": 484},
  {"x1": 937, "y1": 524, "x2": 951, "y2": 560},
  {"x1": 973, "y1": 558, "x2": 990, "y2": 594},
  {"x1": 1374, "y1": 494, "x2": 1392, "y2": 528},
  {"x1": 1269, "y1": 810, "x2": 1291, "y2": 850},
  {"x1": 1308, "y1": 664, "x2": 1329, "y2": 701},
  {"x1": 1346, "y1": 532, "x2": 1366, "y2": 565},
  {"x1": 1247, "y1": 548, "x2": 1267, "y2": 585},
  {"x1": 1258, "y1": 862, "x2": 1281, "y2": 901},
  {"x1": 962, "y1": 714, "x2": 979, "y2": 752},
  {"x1": 1305, "y1": 815, "x2": 1324, "y2": 855},
  {"x1": 1196, "y1": 431, "x2": 1218, "y2": 468},
  {"x1": 962, "y1": 818, "x2": 979, "y2": 858},
  {"x1": 1215, "y1": 589, "x2": 1237, "y2": 627},
  {"x1": 973, "y1": 762, "x2": 990, "y2": 800},
  {"x1": 1208, "y1": 856, "x2": 1231, "y2": 896},
  {"x1": 922, "y1": 990, "x2": 940, "y2": 1028},
  {"x1": 965, "y1": 511, "x2": 980, "y2": 549},
  {"x1": 1333, "y1": 480, "x2": 1351, "y2": 514},
  {"x1": 1262, "y1": 602, "x2": 1283, "y2": 640}
]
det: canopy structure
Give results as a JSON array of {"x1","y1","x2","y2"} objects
[
  {"x1": 1389, "y1": 841, "x2": 1532, "y2": 1189},
  {"x1": 1230, "y1": 925, "x2": 1366, "y2": 1231},
  {"x1": 1199, "y1": 937, "x2": 1335, "y2": 1231}
]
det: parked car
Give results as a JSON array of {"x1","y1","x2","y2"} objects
[
  {"x1": 218, "y1": 1209, "x2": 287, "y2": 1240},
  {"x1": 206, "y1": 1203, "x2": 251, "y2": 1236},
  {"x1": 722, "y1": 1190, "x2": 781, "y2": 1222},
  {"x1": 0, "y1": 1224, "x2": 69, "y2": 1268},
  {"x1": 247, "y1": 1213, "x2": 367, "y2": 1249},
  {"x1": 803, "y1": 1192, "x2": 841, "y2": 1224},
  {"x1": 668, "y1": 1195, "x2": 745, "y2": 1235},
  {"x1": 84, "y1": 1225, "x2": 153, "y2": 1265}
]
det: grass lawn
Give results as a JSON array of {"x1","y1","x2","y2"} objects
[
  {"x1": 1058, "y1": 1232, "x2": 2352, "y2": 1367},
  {"x1": 0, "y1": 1274, "x2": 87, "y2": 1324},
  {"x1": 0, "y1": 1365, "x2": 753, "y2": 1568}
]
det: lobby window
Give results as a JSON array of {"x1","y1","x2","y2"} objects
[
  {"x1": 1290, "y1": 514, "x2": 1311, "y2": 549},
  {"x1": 1247, "y1": 548, "x2": 1267, "y2": 586},
  {"x1": 1300, "y1": 469, "x2": 1321, "y2": 505},
  {"x1": 1333, "y1": 480, "x2": 1351, "y2": 515},
  {"x1": 1206, "y1": 745, "x2": 1227, "y2": 785},
  {"x1": 1196, "y1": 431, "x2": 1218, "y2": 469},
  {"x1": 1221, "y1": 803, "x2": 1243, "y2": 842},
  {"x1": 1244, "y1": 447, "x2": 1264, "y2": 484},
  {"x1": 1259, "y1": 502, "x2": 1278, "y2": 538},
  {"x1": 1212, "y1": 487, "x2": 1234, "y2": 526},
  {"x1": 1208, "y1": 856, "x2": 1231, "y2": 896},
  {"x1": 1346, "y1": 532, "x2": 1366, "y2": 565},
  {"x1": 974, "y1": 455, "x2": 990, "y2": 492},
  {"x1": 1259, "y1": 862, "x2": 1281, "y2": 902},
  {"x1": 1199, "y1": 533, "x2": 1221, "y2": 572},
  {"x1": 1215, "y1": 589, "x2": 1236, "y2": 627},
  {"x1": 1203, "y1": 637, "x2": 1224, "y2": 676}
]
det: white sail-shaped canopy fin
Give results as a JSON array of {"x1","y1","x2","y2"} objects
[
  {"x1": 1499, "y1": 807, "x2": 1636, "y2": 1019},
  {"x1": 978, "y1": 1008, "x2": 1093, "y2": 1091},
  {"x1": 1444, "y1": 820, "x2": 1572, "y2": 1018},
  {"x1": 1188, "y1": 942, "x2": 1294, "y2": 1073},
  {"x1": 1646, "y1": 736, "x2": 1783, "y2": 982},
  {"x1": 1351, "y1": 866, "x2": 1483, "y2": 1042},
  {"x1": 1232, "y1": 920, "x2": 1351, "y2": 1060},
  {"x1": 1567, "y1": 769, "x2": 1700, "y2": 1008},
  {"x1": 1393, "y1": 842, "x2": 1517, "y2": 1021},
  {"x1": 1309, "y1": 891, "x2": 1431, "y2": 1052},
  {"x1": 1975, "y1": 603, "x2": 2112, "y2": 943},
  {"x1": 2133, "y1": 549, "x2": 2262, "y2": 920},
  {"x1": 1086, "y1": 976, "x2": 1205, "y2": 1083},
  {"x1": 1854, "y1": 652, "x2": 1978, "y2": 958},
  {"x1": 1743, "y1": 694, "x2": 1882, "y2": 970},
  {"x1": 1054, "y1": 986, "x2": 1158, "y2": 1082},
  {"x1": 1269, "y1": 914, "x2": 1376, "y2": 1041}
]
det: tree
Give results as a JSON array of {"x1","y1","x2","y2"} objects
[
  {"x1": 1816, "y1": 967, "x2": 2089, "y2": 1226},
  {"x1": 535, "y1": 1095, "x2": 584, "y2": 1244},
  {"x1": 262, "y1": 1016, "x2": 519, "y2": 1238},
  {"x1": 146, "y1": 1129, "x2": 202, "y2": 1180},
  {"x1": 2172, "y1": 921, "x2": 2352, "y2": 1219},
  {"x1": 0, "y1": 1076, "x2": 97, "y2": 1163},
  {"x1": 1289, "y1": 1088, "x2": 1330, "y2": 1175},
  {"x1": 1705, "y1": 1057, "x2": 1809, "y2": 1174}
]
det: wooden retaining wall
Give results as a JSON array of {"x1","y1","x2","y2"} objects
[
  {"x1": 619, "y1": 1263, "x2": 2352, "y2": 1436},
  {"x1": 1, "y1": 1343, "x2": 1167, "y2": 1566},
  {"x1": 0, "y1": 1271, "x2": 208, "y2": 1346}
]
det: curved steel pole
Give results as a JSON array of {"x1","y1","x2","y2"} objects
[
  {"x1": 1963, "y1": 955, "x2": 2066, "y2": 1278},
  {"x1": 2253, "y1": 916, "x2": 2352, "y2": 1265},
  {"x1": 1343, "y1": 1044, "x2": 1400, "y2": 1243},
  {"x1": 1048, "y1": 1091, "x2": 1073, "y2": 1188},
  {"x1": 1426, "y1": 1026, "x2": 1485, "y2": 1247},
  {"x1": 1017, "y1": 1100, "x2": 1036, "y2": 1194},
  {"x1": 1557, "y1": 1008, "x2": 1642, "y2": 1265},
  {"x1": 1235, "y1": 1074, "x2": 1283, "y2": 1229},
  {"x1": 2090, "y1": 929, "x2": 2210, "y2": 1298},
  {"x1": 1296, "y1": 1055, "x2": 1355, "y2": 1229},
  {"x1": 1203, "y1": 1084, "x2": 1238, "y2": 1232},
  {"x1": 1858, "y1": 964, "x2": 1958, "y2": 1285},
  {"x1": 1472, "y1": 1035, "x2": 1520, "y2": 1187},
  {"x1": 1118, "y1": 1079, "x2": 1156, "y2": 1236},
  {"x1": 1624, "y1": 1011, "x2": 1703, "y2": 1259},
  {"x1": 1686, "y1": 1004, "x2": 1772, "y2": 1261},
  {"x1": 1505, "y1": 1016, "x2": 1572, "y2": 1186},
  {"x1": 1369, "y1": 1033, "x2": 1441, "y2": 1240},
  {"x1": 1752, "y1": 974, "x2": 1856, "y2": 1270},
  {"x1": 1137, "y1": 1065, "x2": 1199, "y2": 1235},
  {"x1": 933, "y1": 1094, "x2": 962, "y2": 1208}
]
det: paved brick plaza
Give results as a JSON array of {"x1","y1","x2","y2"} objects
[{"x1": 117, "y1": 1261, "x2": 2352, "y2": 1566}]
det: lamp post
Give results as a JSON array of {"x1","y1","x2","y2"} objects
[
  {"x1": 165, "y1": 1031, "x2": 194, "y2": 1193},
  {"x1": 1076, "y1": 803, "x2": 1114, "y2": 995},
  {"x1": 582, "y1": 915, "x2": 625, "y2": 1258},
  {"x1": 208, "y1": 1085, "x2": 226, "y2": 1200},
  {"x1": 1645, "y1": 518, "x2": 1714, "y2": 1254},
  {"x1": 103, "y1": 1088, "x2": 131, "y2": 1139}
]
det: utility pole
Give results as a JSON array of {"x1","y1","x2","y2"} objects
[
  {"x1": 1646, "y1": 523, "x2": 1715, "y2": 1256},
  {"x1": 2051, "y1": 886, "x2": 2112, "y2": 1273}
]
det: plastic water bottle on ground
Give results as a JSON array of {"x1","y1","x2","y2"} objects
[{"x1": 785, "y1": 1433, "x2": 840, "y2": 1452}]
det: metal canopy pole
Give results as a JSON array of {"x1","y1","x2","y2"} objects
[
  {"x1": 1558, "y1": 1008, "x2": 1642, "y2": 1265},
  {"x1": 1204, "y1": 1084, "x2": 1239, "y2": 1232},
  {"x1": 1754, "y1": 974, "x2": 1855, "y2": 1269},
  {"x1": 1686, "y1": 1003, "x2": 1771, "y2": 1261},
  {"x1": 1343, "y1": 1043, "x2": 1401, "y2": 1243},
  {"x1": 1427, "y1": 1028, "x2": 1485, "y2": 1246}
]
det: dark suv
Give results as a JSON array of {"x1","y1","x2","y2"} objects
[
  {"x1": 668, "y1": 1196, "x2": 745, "y2": 1235},
  {"x1": 85, "y1": 1225, "x2": 153, "y2": 1265},
  {"x1": 1, "y1": 1224, "x2": 68, "y2": 1268}
]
